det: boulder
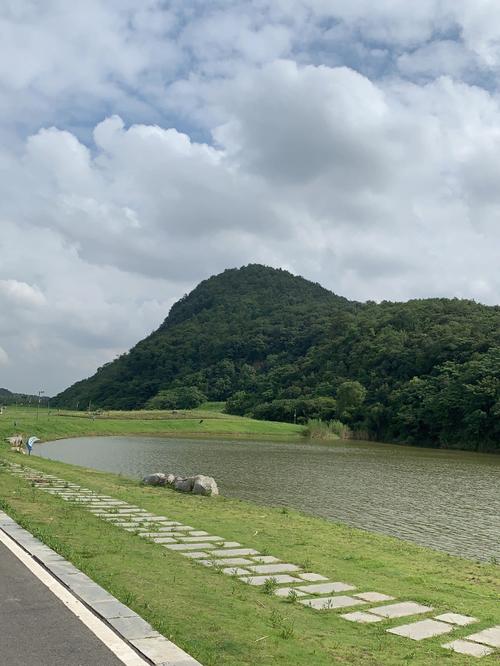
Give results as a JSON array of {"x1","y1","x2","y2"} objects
[
  {"x1": 142, "y1": 472, "x2": 166, "y2": 486},
  {"x1": 166, "y1": 473, "x2": 176, "y2": 485},
  {"x1": 173, "y1": 476, "x2": 195, "y2": 493},
  {"x1": 192, "y1": 474, "x2": 219, "y2": 496}
]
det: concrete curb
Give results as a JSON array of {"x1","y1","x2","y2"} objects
[{"x1": 0, "y1": 511, "x2": 202, "y2": 666}]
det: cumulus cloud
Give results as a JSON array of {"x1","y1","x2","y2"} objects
[
  {"x1": 0, "y1": 1, "x2": 499, "y2": 394},
  {"x1": 0, "y1": 280, "x2": 45, "y2": 307}
]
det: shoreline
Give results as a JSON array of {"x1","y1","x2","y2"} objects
[{"x1": 2, "y1": 406, "x2": 498, "y2": 454}]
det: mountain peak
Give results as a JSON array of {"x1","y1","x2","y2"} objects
[{"x1": 164, "y1": 264, "x2": 340, "y2": 329}]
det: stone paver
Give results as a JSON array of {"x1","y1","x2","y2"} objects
[
  {"x1": 252, "y1": 556, "x2": 280, "y2": 564},
  {"x1": 188, "y1": 531, "x2": 210, "y2": 536},
  {"x1": 354, "y1": 592, "x2": 395, "y2": 602},
  {"x1": 465, "y1": 626, "x2": 500, "y2": 648},
  {"x1": 165, "y1": 542, "x2": 216, "y2": 551},
  {"x1": 297, "y1": 573, "x2": 328, "y2": 582},
  {"x1": 178, "y1": 536, "x2": 223, "y2": 542},
  {"x1": 139, "y1": 524, "x2": 186, "y2": 531},
  {"x1": 112, "y1": 522, "x2": 139, "y2": 528},
  {"x1": 121, "y1": 513, "x2": 156, "y2": 519},
  {"x1": 246, "y1": 563, "x2": 300, "y2": 574},
  {"x1": 181, "y1": 551, "x2": 210, "y2": 559},
  {"x1": 151, "y1": 537, "x2": 177, "y2": 544},
  {"x1": 106, "y1": 513, "x2": 141, "y2": 518},
  {"x1": 341, "y1": 611, "x2": 384, "y2": 623},
  {"x1": 211, "y1": 548, "x2": 259, "y2": 557},
  {"x1": 368, "y1": 602, "x2": 433, "y2": 619},
  {"x1": 300, "y1": 596, "x2": 366, "y2": 610},
  {"x1": 387, "y1": 619, "x2": 454, "y2": 641},
  {"x1": 435, "y1": 612, "x2": 478, "y2": 626},
  {"x1": 240, "y1": 574, "x2": 302, "y2": 586},
  {"x1": 200, "y1": 558, "x2": 253, "y2": 567},
  {"x1": 222, "y1": 567, "x2": 251, "y2": 576},
  {"x1": 220, "y1": 542, "x2": 241, "y2": 548},
  {"x1": 442, "y1": 640, "x2": 494, "y2": 657},
  {"x1": 101, "y1": 515, "x2": 131, "y2": 521},
  {"x1": 274, "y1": 587, "x2": 308, "y2": 598},
  {"x1": 156, "y1": 523, "x2": 183, "y2": 528},
  {"x1": 295, "y1": 582, "x2": 355, "y2": 595}
]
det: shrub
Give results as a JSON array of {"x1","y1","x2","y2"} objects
[{"x1": 303, "y1": 418, "x2": 350, "y2": 440}]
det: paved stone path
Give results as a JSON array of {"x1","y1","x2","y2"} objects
[{"x1": 2, "y1": 461, "x2": 498, "y2": 660}]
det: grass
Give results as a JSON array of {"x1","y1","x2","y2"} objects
[
  {"x1": 0, "y1": 448, "x2": 498, "y2": 665},
  {"x1": 303, "y1": 418, "x2": 349, "y2": 440},
  {"x1": 0, "y1": 405, "x2": 304, "y2": 443}
]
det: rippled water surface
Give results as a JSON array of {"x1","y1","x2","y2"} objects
[{"x1": 36, "y1": 436, "x2": 500, "y2": 561}]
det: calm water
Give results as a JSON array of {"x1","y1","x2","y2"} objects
[{"x1": 36, "y1": 436, "x2": 500, "y2": 562}]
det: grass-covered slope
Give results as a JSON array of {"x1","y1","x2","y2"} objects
[
  {"x1": 54, "y1": 264, "x2": 500, "y2": 451},
  {"x1": 0, "y1": 406, "x2": 303, "y2": 443}
]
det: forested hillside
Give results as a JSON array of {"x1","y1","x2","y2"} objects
[
  {"x1": 0, "y1": 388, "x2": 49, "y2": 406},
  {"x1": 54, "y1": 265, "x2": 500, "y2": 451}
]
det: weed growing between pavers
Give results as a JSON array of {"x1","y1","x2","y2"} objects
[{"x1": 263, "y1": 577, "x2": 279, "y2": 595}]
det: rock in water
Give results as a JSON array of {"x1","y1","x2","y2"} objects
[
  {"x1": 173, "y1": 476, "x2": 195, "y2": 493},
  {"x1": 166, "y1": 473, "x2": 176, "y2": 485},
  {"x1": 142, "y1": 473, "x2": 166, "y2": 486},
  {"x1": 192, "y1": 474, "x2": 219, "y2": 496}
]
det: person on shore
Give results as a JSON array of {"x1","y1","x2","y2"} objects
[{"x1": 26, "y1": 436, "x2": 40, "y2": 455}]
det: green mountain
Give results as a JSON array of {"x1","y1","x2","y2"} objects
[{"x1": 54, "y1": 264, "x2": 500, "y2": 451}]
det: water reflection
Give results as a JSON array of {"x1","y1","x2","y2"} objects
[{"x1": 36, "y1": 436, "x2": 500, "y2": 561}]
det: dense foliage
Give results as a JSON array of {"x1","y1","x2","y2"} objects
[{"x1": 53, "y1": 265, "x2": 500, "y2": 451}]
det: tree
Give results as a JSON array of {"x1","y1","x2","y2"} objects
[
  {"x1": 146, "y1": 386, "x2": 206, "y2": 410},
  {"x1": 336, "y1": 381, "x2": 366, "y2": 420}
]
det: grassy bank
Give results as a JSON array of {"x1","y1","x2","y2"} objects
[
  {"x1": 0, "y1": 405, "x2": 304, "y2": 443},
  {"x1": 0, "y1": 448, "x2": 498, "y2": 665}
]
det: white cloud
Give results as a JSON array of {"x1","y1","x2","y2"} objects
[
  {"x1": 0, "y1": 1, "x2": 499, "y2": 394},
  {"x1": 0, "y1": 280, "x2": 45, "y2": 307}
]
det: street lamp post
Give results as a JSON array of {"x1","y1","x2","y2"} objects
[{"x1": 36, "y1": 389, "x2": 44, "y2": 421}]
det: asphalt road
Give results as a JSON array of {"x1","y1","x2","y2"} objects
[{"x1": 0, "y1": 541, "x2": 124, "y2": 666}]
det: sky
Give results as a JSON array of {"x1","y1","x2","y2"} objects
[{"x1": 1, "y1": 0, "x2": 500, "y2": 395}]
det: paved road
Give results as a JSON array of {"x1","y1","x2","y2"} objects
[{"x1": 0, "y1": 541, "x2": 124, "y2": 666}]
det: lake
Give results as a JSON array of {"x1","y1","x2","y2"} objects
[{"x1": 35, "y1": 436, "x2": 500, "y2": 562}]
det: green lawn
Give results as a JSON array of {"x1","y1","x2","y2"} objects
[
  {"x1": 0, "y1": 449, "x2": 498, "y2": 666},
  {"x1": 0, "y1": 405, "x2": 303, "y2": 443}
]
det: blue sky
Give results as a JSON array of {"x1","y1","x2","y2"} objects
[{"x1": 1, "y1": 1, "x2": 500, "y2": 393}]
